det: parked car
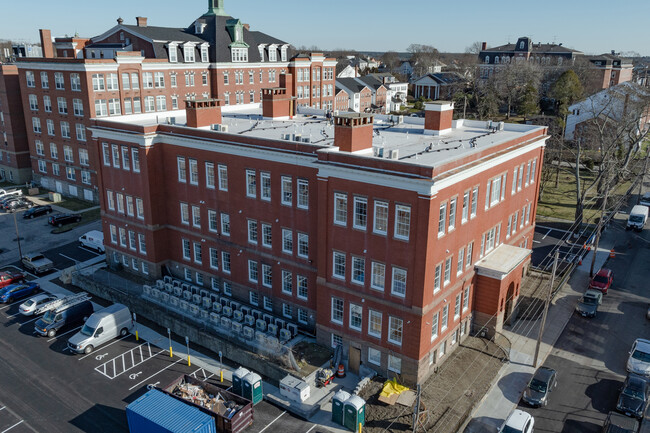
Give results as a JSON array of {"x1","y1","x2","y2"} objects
[
  {"x1": 34, "y1": 299, "x2": 93, "y2": 338},
  {"x1": 640, "y1": 192, "x2": 650, "y2": 207},
  {"x1": 627, "y1": 339, "x2": 650, "y2": 378},
  {"x1": 616, "y1": 373, "x2": 650, "y2": 419},
  {"x1": 19, "y1": 293, "x2": 60, "y2": 316},
  {"x1": 522, "y1": 366, "x2": 557, "y2": 407},
  {"x1": 0, "y1": 271, "x2": 24, "y2": 289},
  {"x1": 3, "y1": 198, "x2": 33, "y2": 212},
  {"x1": 0, "y1": 282, "x2": 40, "y2": 304},
  {"x1": 575, "y1": 289, "x2": 603, "y2": 318},
  {"x1": 68, "y1": 303, "x2": 133, "y2": 354},
  {"x1": 589, "y1": 268, "x2": 613, "y2": 295},
  {"x1": 21, "y1": 253, "x2": 54, "y2": 274},
  {"x1": 627, "y1": 205, "x2": 649, "y2": 231},
  {"x1": 0, "y1": 189, "x2": 22, "y2": 201},
  {"x1": 78, "y1": 230, "x2": 104, "y2": 253},
  {"x1": 23, "y1": 205, "x2": 52, "y2": 219},
  {"x1": 499, "y1": 409, "x2": 534, "y2": 433},
  {"x1": 48, "y1": 213, "x2": 82, "y2": 227},
  {"x1": 603, "y1": 411, "x2": 639, "y2": 433}
]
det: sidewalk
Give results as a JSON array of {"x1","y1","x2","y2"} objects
[{"x1": 467, "y1": 224, "x2": 618, "y2": 429}]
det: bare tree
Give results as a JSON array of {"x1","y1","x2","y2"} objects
[
  {"x1": 407, "y1": 44, "x2": 439, "y2": 77},
  {"x1": 465, "y1": 41, "x2": 484, "y2": 55},
  {"x1": 380, "y1": 51, "x2": 400, "y2": 72},
  {"x1": 490, "y1": 62, "x2": 542, "y2": 118}
]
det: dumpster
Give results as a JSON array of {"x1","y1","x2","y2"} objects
[
  {"x1": 331, "y1": 390, "x2": 351, "y2": 425},
  {"x1": 242, "y1": 372, "x2": 263, "y2": 405},
  {"x1": 343, "y1": 395, "x2": 366, "y2": 432},
  {"x1": 232, "y1": 367, "x2": 250, "y2": 397}
]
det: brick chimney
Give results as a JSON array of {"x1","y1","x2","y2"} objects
[
  {"x1": 39, "y1": 29, "x2": 54, "y2": 59},
  {"x1": 262, "y1": 87, "x2": 292, "y2": 120},
  {"x1": 136, "y1": 16, "x2": 148, "y2": 27},
  {"x1": 481, "y1": 41, "x2": 487, "y2": 51},
  {"x1": 185, "y1": 98, "x2": 222, "y2": 128},
  {"x1": 334, "y1": 113, "x2": 374, "y2": 153},
  {"x1": 424, "y1": 101, "x2": 454, "y2": 136}
]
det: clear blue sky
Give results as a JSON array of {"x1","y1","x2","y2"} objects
[{"x1": 3, "y1": 0, "x2": 649, "y2": 56}]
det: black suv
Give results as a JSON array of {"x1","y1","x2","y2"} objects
[
  {"x1": 48, "y1": 213, "x2": 82, "y2": 227},
  {"x1": 616, "y1": 373, "x2": 649, "y2": 419},
  {"x1": 23, "y1": 205, "x2": 53, "y2": 219}
]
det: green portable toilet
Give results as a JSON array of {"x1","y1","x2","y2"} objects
[
  {"x1": 232, "y1": 367, "x2": 250, "y2": 396},
  {"x1": 332, "y1": 390, "x2": 351, "y2": 425},
  {"x1": 343, "y1": 395, "x2": 366, "y2": 432},
  {"x1": 242, "y1": 372, "x2": 263, "y2": 405}
]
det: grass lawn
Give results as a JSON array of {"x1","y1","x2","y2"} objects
[
  {"x1": 49, "y1": 196, "x2": 96, "y2": 211},
  {"x1": 50, "y1": 207, "x2": 100, "y2": 234},
  {"x1": 537, "y1": 169, "x2": 632, "y2": 223}
]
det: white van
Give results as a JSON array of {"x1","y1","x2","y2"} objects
[
  {"x1": 79, "y1": 230, "x2": 104, "y2": 253},
  {"x1": 67, "y1": 303, "x2": 133, "y2": 354},
  {"x1": 627, "y1": 205, "x2": 649, "y2": 231}
]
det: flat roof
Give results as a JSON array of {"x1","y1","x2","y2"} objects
[
  {"x1": 107, "y1": 107, "x2": 546, "y2": 169},
  {"x1": 475, "y1": 244, "x2": 531, "y2": 280}
]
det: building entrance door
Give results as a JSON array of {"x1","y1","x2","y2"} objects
[
  {"x1": 55, "y1": 181, "x2": 63, "y2": 193},
  {"x1": 349, "y1": 346, "x2": 360, "y2": 375},
  {"x1": 504, "y1": 282, "x2": 515, "y2": 325}
]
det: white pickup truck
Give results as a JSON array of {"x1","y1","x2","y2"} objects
[
  {"x1": 0, "y1": 188, "x2": 23, "y2": 201},
  {"x1": 21, "y1": 253, "x2": 54, "y2": 274}
]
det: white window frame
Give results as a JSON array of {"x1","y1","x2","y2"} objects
[
  {"x1": 391, "y1": 267, "x2": 407, "y2": 297},
  {"x1": 353, "y1": 196, "x2": 368, "y2": 230},
  {"x1": 373, "y1": 200, "x2": 388, "y2": 235},
  {"x1": 394, "y1": 205, "x2": 411, "y2": 240},
  {"x1": 332, "y1": 251, "x2": 346, "y2": 280},
  {"x1": 334, "y1": 193, "x2": 347, "y2": 226}
]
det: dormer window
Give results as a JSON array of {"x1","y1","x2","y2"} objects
[
  {"x1": 269, "y1": 45, "x2": 277, "y2": 62},
  {"x1": 200, "y1": 44, "x2": 209, "y2": 63},
  {"x1": 484, "y1": 56, "x2": 489, "y2": 64},
  {"x1": 519, "y1": 41, "x2": 525, "y2": 49},
  {"x1": 495, "y1": 56, "x2": 499, "y2": 64},
  {"x1": 168, "y1": 43, "x2": 178, "y2": 63},
  {"x1": 235, "y1": 27, "x2": 242, "y2": 42},
  {"x1": 194, "y1": 21, "x2": 207, "y2": 35},
  {"x1": 183, "y1": 44, "x2": 195, "y2": 63},
  {"x1": 231, "y1": 48, "x2": 248, "y2": 62},
  {"x1": 281, "y1": 46, "x2": 287, "y2": 62},
  {"x1": 258, "y1": 46, "x2": 265, "y2": 62},
  {"x1": 120, "y1": 32, "x2": 125, "y2": 41}
]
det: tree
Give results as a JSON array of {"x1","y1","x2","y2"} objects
[
  {"x1": 407, "y1": 44, "x2": 439, "y2": 77},
  {"x1": 518, "y1": 82, "x2": 540, "y2": 121},
  {"x1": 465, "y1": 41, "x2": 484, "y2": 55},
  {"x1": 550, "y1": 70, "x2": 583, "y2": 118},
  {"x1": 380, "y1": 51, "x2": 400, "y2": 72},
  {"x1": 476, "y1": 81, "x2": 500, "y2": 119},
  {"x1": 491, "y1": 62, "x2": 542, "y2": 118}
]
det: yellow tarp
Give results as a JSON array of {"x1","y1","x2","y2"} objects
[{"x1": 379, "y1": 378, "x2": 409, "y2": 398}]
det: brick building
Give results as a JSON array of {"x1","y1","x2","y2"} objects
[
  {"x1": 589, "y1": 53, "x2": 634, "y2": 90},
  {"x1": 89, "y1": 98, "x2": 547, "y2": 385},
  {"x1": 0, "y1": 64, "x2": 32, "y2": 183},
  {"x1": 13, "y1": 0, "x2": 335, "y2": 200}
]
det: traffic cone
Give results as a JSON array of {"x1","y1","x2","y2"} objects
[{"x1": 609, "y1": 249, "x2": 615, "y2": 258}]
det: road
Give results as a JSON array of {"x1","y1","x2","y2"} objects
[{"x1": 519, "y1": 220, "x2": 650, "y2": 432}]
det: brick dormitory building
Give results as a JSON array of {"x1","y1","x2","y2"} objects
[{"x1": 89, "y1": 94, "x2": 547, "y2": 384}]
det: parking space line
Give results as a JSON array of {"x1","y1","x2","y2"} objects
[
  {"x1": 306, "y1": 425, "x2": 317, "y2": 433},
  {"x1": 0, "y1": 299, "x2": 27, "y2": 311},
  {"x1": 536, "y1": 225, "x2": 572, "y2": 234},
  {"x1": 95, "y1": 342, "x2": 164, "y2": 380},
  {"x1": 542, "y1": 229, "x2": 552, "y2": 239},
  {"x1": 0, "y1": 406, "x2": 4, "y2": 410},
  {"x1": 2, "y1": 420, "x2": 24, "y2": 433},
  {"x1": 258, "y1": 411, "x2": 286, "y2": 433},
  {"x1": 78, "y1": 334, "x2": 130, "y2": 360},
  {"x1": 58, "y1": 253, "x2": 78, "y2": 262},
  {"x1": 47, "y1": 326, "x2": 81, "y2": 342},
  {"x1": 128, "y1": 356, "x2": 183, "y2": 391}
]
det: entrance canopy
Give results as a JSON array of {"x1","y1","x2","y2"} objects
[{"x1": 475, "y1": 244, "x2": 530, "y2": 280}]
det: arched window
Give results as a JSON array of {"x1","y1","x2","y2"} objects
[
  {"x1": 557, "y1": 57, "x2": 563, "y2": 66},
  {"x1": 519, "y1": 41, "x2": 525, "y2": 49},
  {"x1": 484, "y1": 56, "x2": 490, "y2": 64},
  {"x1": 495, "y1": 56, "x2": 500, "y2": 64}
]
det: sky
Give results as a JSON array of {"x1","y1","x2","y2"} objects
[{"x1": 2, "y1": 0, "x2": 650, "y2": 56}]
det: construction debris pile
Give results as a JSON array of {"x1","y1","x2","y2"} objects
[{"x1": 171, "y1": 380, "x2": 243, "y2": 419}]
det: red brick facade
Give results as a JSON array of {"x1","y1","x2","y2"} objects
[{"x1": 0, "y1": 64, "x2": 32, "y2": 183}]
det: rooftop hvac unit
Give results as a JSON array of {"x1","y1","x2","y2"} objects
[
  {"x1": 182, "y1": 290, "x2": 192, "y2": 301},
  {"x1": 263, "y1": 313, "x2": 273, "y2": 324},
  {"x1": 200, "y1": 309, "x2": 209, "y2": 320},
  {"x1": 200, "y1": 289, "x2": 209, "y2": 298},
  {"x1": 301, "y1": 137, "x2": 311, "y2": 143},
  {"x1": 156, "y1": 280, "x2": 165, "y2": 288},
  {"x1": 167, "y1": 117, "x2": 176, "y2": 125},
  {"x1": 252, "y1": 310, "x2": 262, "y2": 320},
  {"x1": 287, "y1": 323, "x2": 299, "y2": 337},
  {"x1": 220, "y1": 317, "x2": 231, "y2": 329},
  {"x1": 222, "y1": 306, "x2": 233, "y2": 317},
  {"x1": 210, "y1": 293, "x2": 220, "y2": 303},
  {"x1": 267, "y1": 336, "x2": 279, "y2": 346},
  {"x1": 242, "y1": 326, "x2": 254, "y2": 340},
  {"x1": 486, "y1": 120, "x2": 493, "y2": 129},
  {"x1": 397, "y1": 115, "x2": 404, "y2": 124},
  {"x1": 274, "y1": 318, "x2": 286, "y2": 329},
  {"x1": 244, "y1": 315, "x2": 255, "y2": 326},
  {"x1": 255, "y1": 331, "x2": 267, "y2": 344},
  {"x1": 293, "y1": 134, "x2": 302, "y2": 142},
  {"x1": 190, "y1": 286, "x2": 200, "y2": 295},
  {"x1": 282, "y1": 133, "x2": 292, "y2": 140},
  {"x1": 202, "y1": 297, "x2": 212, "y2": 309},
  {"x1": 181, "y1": 283, "x2": 190, "y2": 291},
  {"x1": 143, "y1": 285, "x2": 152, "y2": 297},
  {"x1": 255, "y1": 319, "x2": 267, "y2": 332},
  {"x1": 267, "y1": 323, "x2": 278, "y2": 336},
  {"x1": 210, "y1": 312, "x2": 220, "y2": 324},
  {"x1": 498, "y1": 121, "x2": 505, "y2": 131},
  {"x1": 192, "y1": 294, "x2": 202, "y2": 305},
  {"x1": 389, "y1": 149, "x2": 399, "y2": 160},
  {"x1": 189, "y1": 304, "x2": 200, "y2": 316},
  {"x1": 279, "y1": 329, "x2": 292, "y2": 342},
  {"x1": 172, "y1": 279, "x2": 181, "y2": 287},
  {"x1": 230, "y1": 301, "x2": 241, "y2": 311},
  {"x1": 212, "y1": 303, "x2": 222, "y2": 313},
  {"x1": 232, "y1": 321, "x2": 242, "y2": 334},
  {"x1": 161, "y1": 292, "x2": 170, "y2": 303},
  {"x1": 212, "y1": 123, "x2": 228, "y2": 131},
  {"x1": 180, "y1": 300, "x2": 189, "y2": 311},
  {"x1": 241, "y1": 306, "x2": 251, "y2": 316},
  {"x1": 170, "y1": 296, "x2": 180, "y2": 308},
  {"x1": 151, "y1": 288, "x2": 161, "y2": 299},
  {"x1": 373, "y1": 147, "x2": 384, "y2": 158},
  {"x1": 233, "y1": 310, "x2": 244, "y2": 322},
  {"x1": 164, "y1": 283, "x2": 174, "y2": 293},
  {"x1": 163, "y1": 276, "x2": 172, "y2": 284},
  {"x1": 173, "y1": 287, "x2": 183, "y2": 297}
]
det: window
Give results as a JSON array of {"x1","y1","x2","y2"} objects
[
  {"x1": 182, "y1": 239, "x2": 191, "y2": 260},
  {"x1": 441, "y1": 305, "x2": 449, "y2": 331},
  {"x1": 188, "y1": 159, "x2": 198, "y2": 185},
  {"x1": 115, "y1": 193, "x2": 125, "y2": 213},
  {"x1": 38, "y1": 160, "x2": 46, "y2": 173},
  {"x1": 461, "y1": 191, "x2": 469, "y2": 223},
  {"x1": 262, "y1": 223, "x2": 272, "y2": 248},
  {"x1": 60, "y1": 122, "x2": 70, "y2": 138},
  {"x1": 92, "y1": 74, "x2": 105, "y2": 91},
  {"x1": 282, "y1": 304, "x2": 292, "y2": 319},
  {"x1": 120, "y1": 146, "x2": 130, "y2": 170},
  {"x1": 444, "y1": 257, "x2": 452, "y2": 285},
  {"x1": 63, "y1": 145, "x2": 73, "y2": 163},
  {"x1": 457, "y1": 247, "x2": 465, "y2": 275},
  {"x1": 525, "y1": 162, "x2": 531, "y2": 186},
  {"x1": 281, "y1": 176, "x2": 292, "y2": 205},
  {"x1": 438, "y1": 202, "x2": 447, "y2": 236},
  {"x1": 26, "y1": 71, "x2": 35, "y2": 87},
  {"x1": 448, "y1": 198, "x2": 457, "y2": 230},
  {"x1": 203, "y1": 162, "x2": 215, "y2": 189},
  {"x1": 183, "y1": 45, "x2": 195, "y2": 62},
  {"x1": 512, "y1": 212, "x2": 518, "y2": 234},
  {"x1": 28, "y1": 95, "x2": 38, "y2": 111},
  {"x1": 391, "y1": 267, "x2": 407, "y2": 297},
  {"x1": 106, "y1": 190, "x2": 115, "y2": 210},
  {"x1": 142, "y1": 72, "x2": 153, "y2": 89},
  {"x1": 102, "y1": 144, "x2": 111, "y2": 166},
  {"x1": 367, "y1": 310, "x2": 383, "y2": 339},
  {"x1": 297, "y1": 275, "x2": 308, "y2": 300},
  {"x1": 133, "y1": 97, "x2": 141, "y2": 113},
  {"x1": 331, "y1": 298, "x2": 344, "y2": 324},
  {"x1": 368, "y1": 348, "x2": 381, "y2": 366},
  {"x1": 126, "y1": 196, "x2": 134, "y2": 216},
  {"x1": 531, "y1": 159, "x2": 537, "y2": 183},
  {"x1": 297, "y1": 179, "x2": 309, "y2": 209},
  {"x1": 349, "y1": 304, "x2": 362, "y2": 331},
  {"x1": 431, "y1": 312, "x2": 439, "y2": 341},
  {"x1": 35, "y1": 140, "x2": 44, "y2": 156},
  {"x1": 221, "y1": 213, "x2": 230, "y2": 235},
  {"x1": 155, "y1": 95, "x2": 166, "y2": 112},
  {"x1": 518, "y1": 164, "x2": 524, "y2": 190},
  {"x1": 263, "y1": 296, "x2": 272, "y2": 311},
  {"x1": 177, "y1": 157, "x2": 186, "y2": 182},
  {"x1": 109, "y1": 225, "x2": 117, "y2": 244},
  {"x1": 333, "y1": 251, "x2": 345, "y2": 279},
  {"x1": 54, "y1": 72, "x2": 64, "y2": 90},
  {"x1": 231, "y1": 47, "x2": 248, "y2": 62},
  {"x1": 119, "y1": 228, "x2": 127, "y2": 247},
  {"x1": 32, "y1": 118, "x2": 41, "y2": 134},
  {"x1": 132, "y1": 149, "x2": 140, "y2": 172},
  {"x1": 73, "y1": 99, "x2": 84, "y2": 116},
  {"x1": 246, "y1": 170, "x2": 256, "y2": 197},
  {"x1": 334, "y1": 193, "x2": 347, "y2": 226},
  {"x1": 260, "y1": 172, "x2": 271, "y2": 201},
  {"x1": 217, "y1": 165, "x2": 228, "y2": 191},
  {"x1": 50, "y1": 142, "x2": 58, "y2": 159},
  {"x1": 373, "y1": 201, "x2": 388, "y2": 235},
  {"x1": 136, "y1": 198, "x2": 144, "y2": 220},
  {"x1": 144, "y1": 96, "x2": 155, "y2": 112},
  {"x1": 434, "y1": 263, "x2": 442, "y2": 292},
  {"x1": 66, "y1": 167, "x2": 76, "y2": 181},
  {"x1": 281, "y1": 270, "x2": 292, "y2": 294},
  {"x1": 192, "y1": 205, "x2": 201, "y2": 228},
  {"x1": 247, "y1": 220, "x2": 258, "y2": 244},
  {"x1": 471, "y1": 187, "x2": 478, "y2": 217},
  {"x1": 297, "y1": 233, "x2": 308, "y2": 258},
  {"x1": 394, "y1": 205, "x2": 411, "y2": 240},
  {"x1": 439, "y1": 341, "x2": 446, "y2": 358},
  {"x1": 282, "y1": 229, "x2": 293, "y2": 254},
  {"x1": 95, "y1": 99, "x2": 107, "y2": 117},
  {"x1": 221, "y1": 252, "x2": 231, "y2": 273},
  {"x1": 180, "y1": 202, "x2": 189, "y2": 224},
  {"x1": 388, "y1": 316, "x2": 403, "y2": 345},
  {"x1": 463, "y1": 285, "x2": 470, "y2": 311},
  {"x1": 351, "y1": 257, "x2": 365, "y2": 285},
  {"x1": 353, "y1": 197, "x2": 368, "y2": 230},
  {"x1": 262, "y1": 264, "x2": 272, "y2": 287},
  {"x1": 43, "y1": 96, "x2": 51, "y2": 112},
  {"x1": 455, "y1": 293, "x2": 461, "y2": 319},
  {"x1": 248, "y1": 260, "x2": 258, "y2": 283}
]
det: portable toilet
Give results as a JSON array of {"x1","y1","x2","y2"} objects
[
  {"x1": 343, "y1": 395, "x2": 366, "y2": 432},
  {"x1": 332, "y1": 390, "x2": 351, "y2": 426},
  {"x1": 232, "y1": 367, "x2": 250, "y2": 396},
  {"x1": 242, "y1": 372, "x2": 264, "y2": 405}
]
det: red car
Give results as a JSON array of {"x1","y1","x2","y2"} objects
[
  {"x1": 0, "y1": 272, "x2": 25, "y2": 289},
  {"x1": 589, "y1": 268, "x2": 613, "y2": 294}
]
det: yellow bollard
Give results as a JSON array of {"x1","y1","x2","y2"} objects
[
  {"x1": 220, "y1": 370, "x2": 223, "y2": 382},
  {"x1": 135, "y1": 330, "x2": 139, "y2": 341},
  {"x1": 359, "y1": 422, "x2": 362, "y2": 433},
  {"x1": 188, "y1": 355, "x2": 191, "y2": 367},
  {"x1": 169, "y1": 346, "x2": 173, "y2": 358}
]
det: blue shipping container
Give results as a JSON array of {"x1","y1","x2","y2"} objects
[{"x1": 126, "y1": 389, "x2": 217, "y2": 433}]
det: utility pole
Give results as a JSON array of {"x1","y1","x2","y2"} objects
[
  {"x1": 590, "y1": 175, "x2": 610, "y2": 278},
  {"x1": 533, "y1": 250, "x2": 559, "y2": 368},
  {"x1": 13, "y1": 212, "x2": 23, "y2": 260},
  {"x1": 412, "y1": 384, "x2": 421, "y2": 433}
]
